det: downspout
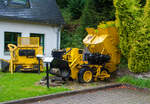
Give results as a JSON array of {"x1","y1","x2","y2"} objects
[{"x1": 57, "y1": 25, "x2": 62, "y2": 49}]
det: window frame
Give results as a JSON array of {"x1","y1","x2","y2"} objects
[
  {"x1": 9, "y1": 0, "x2": 30, "y2": 8},
  {"x1": 30, "y1": 33, "x2": 45, "y2": 53},
  {"x1": 4, "y1": 32, "x2": 21, "y2": 55}
]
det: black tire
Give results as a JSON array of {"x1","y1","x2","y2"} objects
[
  {"x1": 15, "y1": 65, "x2": 23, "y2": 72},
  {"x1": 1, "y1": 60, "x2": 9, "y2": 72},
  {"x1": 100, "y1": 67, "x2": 110, "y2": 74},
  {"x1": 78, "y1": 68, "x2": 94, "y2": 83}
]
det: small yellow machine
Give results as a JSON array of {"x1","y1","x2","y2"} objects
[
  {"x1": 50, "y1": 21, "x2": 120, "y2": 83},
  {"x1": 1, "y1": 37, "x2": 43, "y2": 73}
]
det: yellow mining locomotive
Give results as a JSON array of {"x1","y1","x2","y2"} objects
[
  {"x1": 1, "y1": 37, "x2": 43, "y2": 73},
  {"x1": 50, "y1": 21, "x2": 120, "y2": 83}
]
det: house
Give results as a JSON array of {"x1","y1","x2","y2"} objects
[{"x1": 0, "y1": 0, "x2": 64, "y2": 60}]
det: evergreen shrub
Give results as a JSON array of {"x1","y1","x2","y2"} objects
[{"x1": 114, "y1": 0, "x2": 150, "y2": 72}]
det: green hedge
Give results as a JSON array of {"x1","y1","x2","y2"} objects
[{"x1": 114, "y1": 0, "x2": 150, "y2": 72}]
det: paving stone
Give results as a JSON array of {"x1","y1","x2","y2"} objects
[{"x1": 31, "y1": 87, "x2": 150, "y2": 104}]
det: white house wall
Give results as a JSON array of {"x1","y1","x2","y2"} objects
[{"x1": 0, "y1": 20, "x2": 60, "y2": 60}]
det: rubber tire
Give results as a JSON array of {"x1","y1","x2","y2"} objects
[
  {"x1": 1, "y1": 60, "x2": 9, "y2": 72},
  {"x1": 101, "y1": 67, "x2": 110, "y2": 74},
  {"x1": 15, "y1": 65, "x2": 22, "y2": 72},
  {"x1": 78, "y1": 68, "x2": 94, "y2": 83}
]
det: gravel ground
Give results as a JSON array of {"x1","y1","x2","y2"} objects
[{"x1": 31, "y1": 87, "x2": 150, "y2": 104}]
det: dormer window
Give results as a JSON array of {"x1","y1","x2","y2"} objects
[{"x1": 9, "y1": 0, "x2": 30, "y2": 8}]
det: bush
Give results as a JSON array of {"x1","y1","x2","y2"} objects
[
  {"x1": 114, "y1": 0, "x2": 141, "y2": 57},
  {"x1": 114, "y1": 0, "x2": 150, "y2": 72},
  {"x1": 128, "y1": 0, "x2": 150, "y2": 72}
]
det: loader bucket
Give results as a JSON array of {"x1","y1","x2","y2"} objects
[{"x1": 50, "y1": 58, "x2": 71, "y2": 78}]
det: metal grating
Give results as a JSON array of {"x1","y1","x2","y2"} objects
[{"x1": 18, "y1": 37, "x2": 39, "y2": 47}]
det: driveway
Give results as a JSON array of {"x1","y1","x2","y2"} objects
[{"x1": 31, "y1": 86, "x2": 150, "y2": 104}]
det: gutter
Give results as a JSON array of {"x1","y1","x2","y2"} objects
[{"x1": 56, "y1": 25, "x2": 62, "y2": 49}]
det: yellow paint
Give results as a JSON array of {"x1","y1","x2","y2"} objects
[
  {"x1": 60, "y1": 21, "x2": 120, "y2": 82},
  {"x1": 83, "y1": 21, "x2": 120, "y2": 73},
  {"x1": 8, "y1": 44, "x2": 17, "y2": 74},
  {"x1": 7, "y1": 37, "x2": 43, "y2": 73},
  {"x1": 83, "y1": 71, "x2": 93, "y2": 83}
]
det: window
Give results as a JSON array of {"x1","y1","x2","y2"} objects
[
  {"x1": 11, "y1": 0, "x2": 27, "y2": 5},
  {"x1": 30, "y1": 33, "x2": 45, "y2": 53},
  {"x1": 0, "y1": 0, "x2": 8, "y2": 7},
  {"x1": 4, "y1": 32, "x2": 21, "y2": 53},
  {"x1": 9, "y1": 0, "x2": 30, "y2": 8}
]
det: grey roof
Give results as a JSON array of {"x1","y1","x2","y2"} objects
[{"x1": 0, "y1": 0, "x2": 65, "y2": 25}]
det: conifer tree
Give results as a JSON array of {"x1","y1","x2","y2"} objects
[{"x1": 114, "y1": 0, "x2": 150, "y2": 72}]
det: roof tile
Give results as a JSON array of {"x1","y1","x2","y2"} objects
[{"x1": 0, "y1": 0, "x2": 65, "y2": 25}]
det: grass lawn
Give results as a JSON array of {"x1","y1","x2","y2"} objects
[
  {"x1": 0, "y1": 72, "x2": 70, "y2": 103},
  {"x1": 117, "y1": 75, "x2": 150, "y2": 89}
]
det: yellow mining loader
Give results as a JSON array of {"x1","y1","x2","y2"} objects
[
  {"x1": 0, "y1": 37, "x2": 43, "y2": 73},
  {"x1": 50, "y1": 21, "x2": 120, "y2": 83}
]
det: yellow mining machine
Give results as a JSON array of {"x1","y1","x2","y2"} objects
[
  {"x1": 50, "y1": 21, "x2": 120, "y2": 83},
  {"x1": 0, "y1": 37, "x2": 44, "y2": 73}
]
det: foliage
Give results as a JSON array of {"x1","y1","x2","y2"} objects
[
  {"x1": 118, "y1": 55, "x2": 128, "y2": 69},
  {"x1": 0, "y1": 72, "x2": 69, "y2": 102},
  {"x1": 139, "y1": 0, "x2": 146, "y2": 7},
  {"x1": 60, "y1": 8, "x2": 71, "y2": 24},
  {"x1": 68, "y1": 0, "x2": 85, "y2": 19},
  {"x1": 61, "y1": 27, "x2": 83, "y2": 49},
  {"x1": 114, "y1": 0, "x2": 150, "y2": 72},
  {"x1": 81, "y1": 0, "x2": 100, "y2": 29},
  {"x1": 94, "y1": 0, "x2": 116, "y2": 21},
  {"x1": 60, "y1": 0, "x2": 116, "y2": 49},
  {"x1": 56, "y1": 0, "x2": 68, "y2": 8},
  {"x1": 81, "y1": 0, "x2": 115, "y2": 27},
  {"x1": 80, "y1": 0, "x2": 115, "y2": 37},
  {"x1": 117, "y1": 75, "x2": 150, "y2": 88},
  {"x1": 114, "y1": 0, "x2": 142, "y2": 57}
]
